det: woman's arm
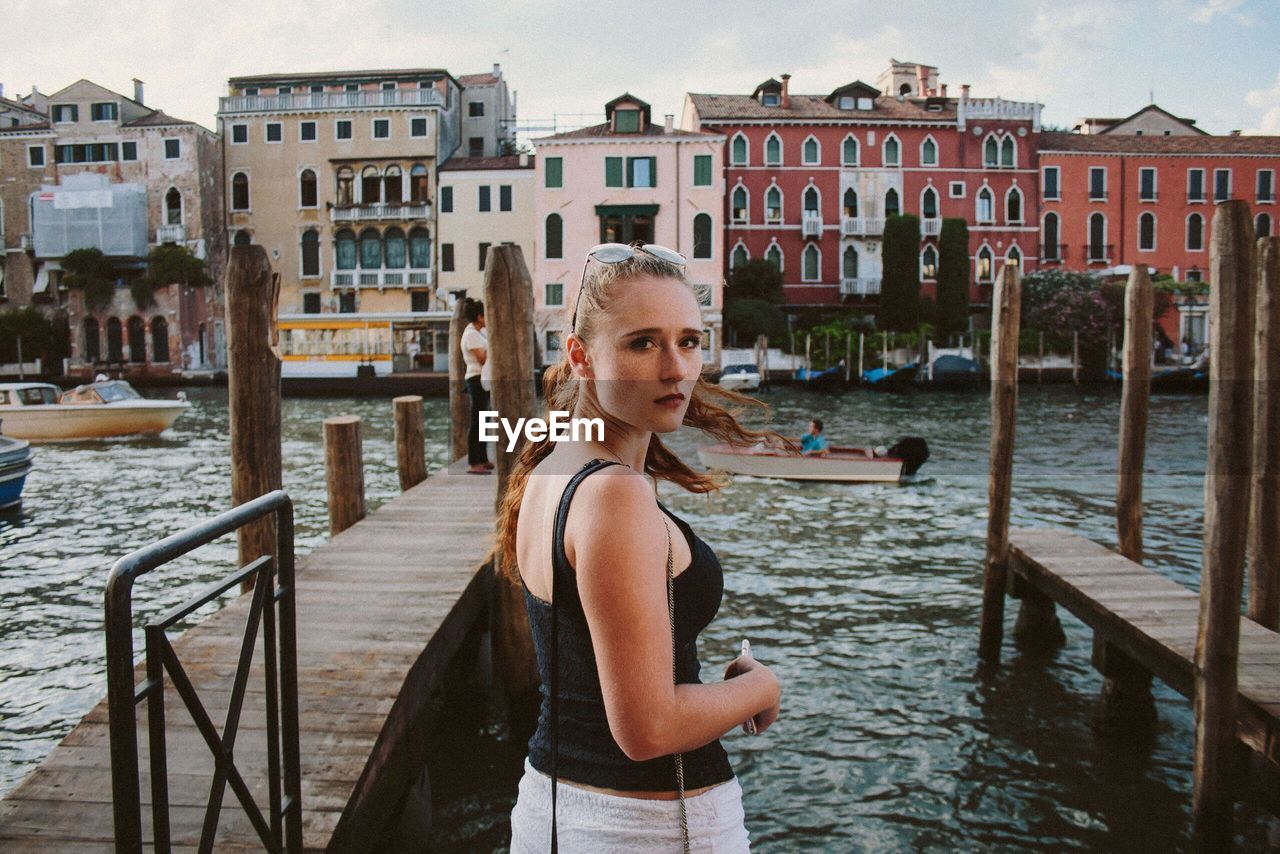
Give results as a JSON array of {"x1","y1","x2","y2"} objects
[{"x1": 569, "y1": 472, "x2": 780, "y2": 762}]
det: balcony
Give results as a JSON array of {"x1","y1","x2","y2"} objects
[
  {"x1": 331, "y1": 202, "x2": 431, "y2": 223},
  {"x1": 801, "y1": 212, "x2": 823, "y2": 237},
  {"x1": 840, "y1": 277, "x2": 882, "y2": 296},
  {"x1": 19, "y1": 234, "x2": 33, "y2": 252},
  {"x1": 1039, "y1": 243, "x2": 1067, "y2": 264},
  {"x1": 921, "y1": 218, "x2": 941, "y2": 236},
  {"x1": 218, "y1": 88, "x2": 445, "y2": 115},
  {"x1": 1085, "y1": 244, "x2": 1114, "y2": 264},
  {"x1": 840, "y1": 217, "x2": 885, "y2": 237},
  {"x1": 331, "y1": 268, "x2": 433, "y2": 290},
  {"x1": 156, "y1": 224, "x2": 186, "y2": 244}
]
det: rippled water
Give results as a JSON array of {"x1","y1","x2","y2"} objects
[{"x1": 1, "y1": 385, "x2": 1272, "y2": 850}]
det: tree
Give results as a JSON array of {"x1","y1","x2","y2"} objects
[
  {"x1": 0, "y1": 307, "x2": 55, "y2": 363},
  {"x1": 879, "y1": 214, "x2": 921, "y2": 331},
  {"x1": 725, "y1": 258, "x2": 784, "y2": 304},
  {"x1": 133, "y1": 244, "x2": 212, "y2": 310},
  {"x1": 935, "y1": 218, "x2": 970, "y2": 338},
  {"x1": 1020, "y1": 268, "x2": 1123, "y2": 373},
  {"x1": 723, "y1": 298, "x2": 788, "y2": 346},
  {"x1": 61, "y1": 248, "x2": 117, "y2": 313}
]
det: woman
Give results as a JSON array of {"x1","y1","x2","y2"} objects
[
  {"x1": 498, "y1": 243, "x2": 785, "y2": 851},
  {"x1": 459, "y1": 298, "x2": 494, "y2": 473}
]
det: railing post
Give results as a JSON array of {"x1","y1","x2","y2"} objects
[
  {"x1": 448, "y1": 299, "x2": 469, "y2": 465},
  {"x1": 324, "y1": 415, "x2": 365, "y2": 536},
  {"x1": 1249, "y1": 236, "x2": 1280, "y2": 630},
  {"x1": 393, "y1": 395, "x2": 427, "y2": 491}
]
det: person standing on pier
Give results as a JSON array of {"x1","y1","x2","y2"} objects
[
  {"x1": 498, "y1": 242, "x2": 784, "y2": 852},
  {"x1": 460, "y1": 298, "x2": 494, "y2": 473}
]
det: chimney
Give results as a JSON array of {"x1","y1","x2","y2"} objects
[
  {"x1": 519, "y1": 151, "x2": 529, "y2": 167},
  {"x1": 493, "y1": 63, "x2": 500, "y2": 77},
  {"x1": 780, "y1": 73, "x2": 791, "y2": 109},
  {"x1": 664, "y1": 113, "x2": 674, "y2": 134},
  {"x1": 0, "y1": 83, "x2": 5, "y2": 99},
  {"x1": 941, "y1": 83, "x2": 948, "y2": 98},
  {"x1": 916, "y1": 67, "x2": 927, "y2": 97},
  {"x1": 961, "y1": 84, "x2": 970, "y2": 100},
  {"x1": 1230, "y1": 129, "x2": 1241, "y2": 136},
  {"x1": 133, "y1": 78, "x2": 144, "y2": 105}
]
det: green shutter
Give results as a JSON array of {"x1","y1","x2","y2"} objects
[
  {"x1": 694, "y1": 154, "x2": 712, "y2": 186},
  {"x1": 648, "y1": 157, "x2": 656, "y2": 187},
  {"x1": 605, "y1": 157, "x2": 623, "y2": 187},
  {"x1": 545, "y1": 156, "x2": 563, "y2": 188}
]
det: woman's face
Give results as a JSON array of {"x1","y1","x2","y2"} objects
[{"x1": 574, "y1": 273, "x2": 704, "y2": 434}]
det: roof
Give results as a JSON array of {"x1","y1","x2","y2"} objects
[
  {"x1": 0, "y1": 95, "x2": 46, "y2": 119},
  {"x1": 687, "y1": 91, "x2": 958, "y2": 122},
  {"x1": 440, "y1": 154, "x2": 534, "y2": 171},
  {"x1": 604, "y1": 92, "x2": 651, "y2": 123},
  {"x1": 124, "y1": 110, "x2": 196, "y2": 127},
  {"x1": 1102, "y1": 103, "x2": 1206, "y2": 135},
  {"x1": 229, "y1": 68, "x2": 453, "y2": 85},
  {"x1": 826, "y1": 81, "x2": 882, "y2": 103},
  {"x1": 1040, "y1": 131, "x2": 1280, "y2": 155},
  {"x1": 458, "y1": 72, "x2": 499, "y2": 87},
  {"x1": 536, "y1": 121, "x2": 719, "y2": 141}
]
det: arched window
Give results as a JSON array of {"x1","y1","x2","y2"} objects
[
  {"x1": 977, "y1": 246, "x2": 993, "y2": 282},
  {"x1": 1006, "y1": 245, "x2": 1022, "y2": 268},
  {"x1": 83, "y1": 317, "x2": 100, "y2": 362},
  {"x1": 920, "y1": 136, "x2": 938, "y2": 167},
  {"x1": 127, "y1": 316, "x2": 146, "y2": 363},
  {"x1": 384, "y1": 226, "x2": 406, "y2": 268},
  {"x1": 301, "y1": 229, "x2": 320, "y2": 276},
  {"x1": 1187, "y1": 213, "x2": 1204, "y2": 251},
  {"x1": 545, "y1": 213, "x2": 563, "y2": 259},
  {"x1": 732, "y1": 186, "x2": 748, "y2": 222},
  {"x1": 359, "y1": 227, "x2": 382, "y2": 268},
  {"x1": 1001, "y1": 137, "x2": 1015, "y2": 167},
  {"x1": 360, "y1": 166, "x2": 381, "y2": 204},
  {"x1": 883, "y1": 135, "x2": 900, "y2": 167},
  {"x1": 1139, "y1": 213, "x2": 1156, "y2": 251},
  {"x1": 151, "y1": 317, "x2": 169, "y2": 363},
  {"x1": 922, "y1": 187, "x2": 938, "y2": 219},
  {"x1": 803, "y1": 135, "x2": 820, "y2": 164},
  {"x1": 976, "y1": 187, "x2": 993, "y2": 222},
  {"x1": 693, "y1": 213, "x2": 712, "y2": 259},
  {"x1": 765, "y1": 186, "x2": 782, "y2": 222},
  {"x1": 843, "y1": 188, "x2": 859, "y2": 218},
  {"x1": 803, "y1": 186, "x2": 819, "y2": 213},
  {"x1": 233, "y1": 230, "x2": 251, "y2": 247},
  {"x1": 164, "y1": 187, "x2": 181, "y2": 225},
  {"x1": 383, "y1": 165, "x2": 403, "y2": 204},
  {"x1": 731, "y1": 133, "x2": 748, "y2": 166},
  {"x1": 765, "y1": 243, "x2": 782, "y2": 271},
  {"x1": 842, "y1": 135, "x2": 858, "y2": 166},
  {"x1": 1257, "y1": 213, "x2": 1272, "y2": 240},
  {"x1": 885, "y1": 188, "x2": 900, "y2": 218},
  {"x1": 1042, "y1": 212, "x2": 1060, "y2": 261},
  {"x1": 802, "y1": 244, "x2": 820, "y2": 281},
  {"x1": 336, "y1": 166, "x2": 354, "y2": 206},
  {"x1": 842, "y1": 246, "x2": 858, "y2": 279},
  {"x1": 409, "y1": 227, "x2": 431, "y2": 269},
  {"x1": 765, "y1": 133, "x2": 781, "y2": 165},
  {"x1": 984, "y1": 136, "x2": 999, "y2": 167},
  {"x1": 899, "y1": 82, "x2": 913, "y2": 96},
  {"x1": 335, "y1": 229, "x2": 357, "y2": 270},
  {"x1": 731, "y1": 243, "x2": 748, "y2": 269},
  {"x1": 231, "y1": 172, "x2": 249, "y2": 211},
  {"x1": 1006, "y1": 186, "x2": 1023, "y2": 223},
  {"x1": 410, "y1": 164, "x2": 429, "y2": 203},
  {"x1": 106, "y1": 317, "x2": 123, "y2": 362},
  {"x1": 921, "y1": 245, "x2": 938, "y2": 278},
  {"x1": 299, "y1": 169, "x2": 317, "y2": 208},
  {"x1": 1089, "y1": 212, "x2": 1107, "y2": 260}
]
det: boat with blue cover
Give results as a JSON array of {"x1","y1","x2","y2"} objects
[{"x1": 0, "y1": 423, "x2": 34, "y2": 510}]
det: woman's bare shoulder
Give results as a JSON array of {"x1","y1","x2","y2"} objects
[{"x1": 564, "y1": 465, "x2": 663, "y2": 569}]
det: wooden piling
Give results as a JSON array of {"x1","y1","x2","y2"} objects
[
  {"x1": 225, "y1": 245, "x2": 282, "y2": 591},
  {"x1": 1249, "y1": 236, "x2": 1280, "y2": 630},
  {"x1": 324, "y1": 415, "x2": 365, "y2": 536},
  {"x1": 756, "y1": 334, "x2": 768, "y2": 387},
  {"x1": 979, "y1": 264, "x2": 1021, "y2": 663},
  {"x1": 845, "y1": 333, "x2": 852, "y2": 384},
  {"x1": 449, "y1": 298, "x2": 469, "y2": 464},
  {"x1": 1193, "y1": 200, "x2": 1257, "y2": 845},
  {"x1": 805, "y1": 333, "x2": 812, "y2": 374},
  {"x1": 1072, "y1": 330, "x2": 1080, "y2": 386},
  {"x1": 882, "y1": 331, "x2": 889, "y2": 371},
  {"x1": 1038, "y1": 331, "x2": 1044, "y2": 384},
  {"x1": 393, "y1": 395, "x2": 428, "y2": 492},
  {"x1": 858, "y1": 332, "x2": 865, "y2": 380}
]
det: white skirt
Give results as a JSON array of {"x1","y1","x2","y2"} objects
[{"x1": 509, "y1": 756, "x2": 751, "y2": 853}]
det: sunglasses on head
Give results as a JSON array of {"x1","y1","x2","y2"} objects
[{"x1": 571, "y1": 242, "x2": 687, "y2": 334}]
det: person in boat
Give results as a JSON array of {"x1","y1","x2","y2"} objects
[
  {"x1": 801, "y1": 419, "x2": 830, "y2": 456},
  {"x1": 499, "y1": 241, "x2": 786, "y2": 851}
]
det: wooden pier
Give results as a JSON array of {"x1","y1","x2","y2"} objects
[{"x1": 0, "y1": 464, "x2": 497, "y2": 852}]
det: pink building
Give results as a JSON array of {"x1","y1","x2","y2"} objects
[{"x1": 532, "y1": 94, "x2": 725, "y2": 365}]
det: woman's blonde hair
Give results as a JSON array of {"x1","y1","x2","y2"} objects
[{"x1": 494, "y1": 246, "x2": 790, "y2": 581}]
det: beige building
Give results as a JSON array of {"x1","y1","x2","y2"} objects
[
  {"x1": 0, "y1": 93, "x2": 54, "y2": 310},
  {"x1": 436, "y1": 153, "x2": 536, "y2": 303},
  {"x1": 458, "y1": 65, "x2": 517, "y2": 158}
]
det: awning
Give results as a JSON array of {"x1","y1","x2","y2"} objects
[
  {"x1": 594, "y1": 204, "x2": 659, "y2": 217},
  {"x1": 32, "y1": 266, "x2": 49, "y2": 294}
]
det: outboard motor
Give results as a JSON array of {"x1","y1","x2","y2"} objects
[{"x1": 888, "y1": 437, "x2": 930, "y2": 475}]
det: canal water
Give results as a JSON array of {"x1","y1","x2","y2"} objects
[{"x1": 0, "y1": 385, "x2": 1272, "y2": 850}]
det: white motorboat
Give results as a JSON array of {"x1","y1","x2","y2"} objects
[
  {"x1": 0, "y1": 379, "x2": 190, "y2": 441},
  {"x1": 697, "y1": 437, "x2": 929, "y2": 484},
  {"x1": 717, "y1": 363, "x2": 762, "y2": 392}
]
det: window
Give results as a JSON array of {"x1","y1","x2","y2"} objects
[
  {"x1": 693, "y1": 213, "x2": 713, "y2": 259},
  {"x1": 921, "y1": 245, "x2": 938, "y2": 279},
  {"x1": 243, "y1": 86, "x2": 259, "y2": 96},
  {"x1": 839, "y1": 96, "x2": 854, "y2": 110},
  {"x1": 440, "y1": 186, "x2": 453, "y2": 213},
  {"x1": 545, "y1": 283, "x2": 564, "y2": 306},
  {"x1": 546, "y1": 331, "x2": 562, "y2": 354},
  {"x1": 1188, "y1": 168, "x2": 1205, "y2": 202},
  {"x1": 234, "y1": 230, "x2": 252, "y2": 248},
  {"x1": 303, "y1": 293, "x2": 321, "y2": 314},
  {"x1": 344, "y1": 83, "x2": 358, "y2": 92},
  {"x1": 803, "y1": 136, "x2": 820, "y2": 164},
  {"x1": 1258, "y1": 213, "x2": 1273, "y2": 239},
  {"x1": 843, "y1": 188, "x2": 859, "y2": 218},
  {"x1": 91, "y1": 102, "x2": 117, "y2": 122},
  {"x1": 411, "y1": 117, "x2": 427, "y2": 138},
  {"x1": 1006, "y1": 186, "x2": 1023, "y2": 223},
  {"x1": 1089, "y1": 167, "x2": 1107, "y2": 200},
  {"x1": 478, "y1": 185, "x2": 491, "y2": 212},
  {"x1": 55, "y1": 143, "x2": 119, "y2": 164},
  {"x1": 52, "y1": 104, "x2": 78, "y2": 123},
  {"x1": 301, "y1": 229, "x2": 320, "y2": 276},
  {"x1": 1187, "y1": 270, "x2": 1203, "y2": 283},
  {"x1": 164, "y1": 187, "x2": 181, "y2": 225},
  {"x1": 310, "y1": 84, "x2": 324, "y2": 94},
  {"x1": 765, "y1": 186, "x2": 782, "y2": 222},
  {"x1": 842, "y1": 135, "x2": 858, "y2": 166},
  {"x1": 628, "y1": 157, "x2": 656, "y2": 188},
  {"x1": 731, "y1": 134, "x2": 748, "y2": 166},
  {"x1": 164, "y1": 138, "x2": 181, "y2": 159},
  {"x1": 384, "y1": 227, "x2": 406, "y2": 268},
  {"x1": 1214, "y1": 168, "x2": 1231, "y2": 202},
  {"x1": 441, "y1": 243, "x2": 455, "y2": 271},
  {"x1": 359, "y1": 228, "x2": 382, "y2": 268},
  {"x1": 765, "y1": 243, "x2": 782, "y2": 271},
  {"x1": 802, "y1": 245, "x2": 820, "y2": 282},
  {"x1": 605, "y1": 156, "x2": 624, "y2": 188},
  {"x1": 885, "y1": 188, "x2": 900, "y2": 217},
  {"x1": 383, "y1": 165, "x2": 403, "y2": 204},
  {"x1": 1043, "y1": 167, "x2": 1060, "y2": 200},
  {"x1": 469, "y1": 137, "x2": 484, "y2": 157},
  {"x1": 373, "y1": 119, "x2": 390, "y2": 139},
  {"x1": 762, "y1": 93, "x2": 779, "y2": 107},
  {"x1": 1089, "y1": 212, "x2": 1107, "y2": 260},
  {"x1": 265, "y1": 123, "x2": 282, "y2": 143},
  {"x1": 361, "y1": 166, "x2": 380, "y2": 203},
  {"x1": 842, "y1": 246, "x2": 858, "y2": 279},
  {"x1": 732, "y1": 186, "x2": 748, "y2": 223},
  {"x1": 278, "y1": 86, "x2": 293, "y2": 95},
  {"x1": 1258, "y1": 170, "x2": 1275, "y2": 202},
  {"x1": 922, "y1": 187, "x2": 938, "y2": 220},
  {"x1": 765, "y1": 134, "x2": 781, "y2": 165},
  {"x1": 336, "y1": 120, "x2": 353, "y2": 140},
  {"x1": 1139, "y1": 167, "x2": 1157, "y2": 201},
  {"x1": 977, "y1": 246, "x2": 993, "y2": 282},
  {"x1": 231, "y1": 124, "x2": 248, "y2": 144},
  {"x1": 122, "y1": 141, "x2": 137, "y2": 161},
  {"x1": 921, "y1": 136, "x2": 938, "y2": 167},
  {"x1": 26, "y1": 146, "x2": 44, "y2": 167},
  {"x1": 545, "y1": 156, "x2": 563, "y2": 188},
  {"x1": 411, "y1": 291, "x2": 430, "y2": 312},
  {"x1": 381, "y1": 81, "x2": 396, "y2": 91},
  {"x1": 545, "y1": 214, "x2": 563, "y2": 259},
  {"x1": 803, "y1": 186, "x2": 819, "y2": 213},
  {"x1": 300, "y1": 121, "x2": 317, "y2": 142},
  {"x1": 299, "y1": 169, "x2": 317, "y2": 207},
  {"x1": 732, "y1": 244, "x2": 748, "y2": 269},
  {"x1": 339, "y1": 292, "x2": 356, "y2": 313},
  {"x1": 336, "y1": 167, "x2": 354, "y2": 206},
  {"x1": 1000, "y1": 137, "x2": 1014, "y2": 167},
  {"x1": 499, "y1": 185, "x2": 512, "y2": 212},
  {"x1": 984, "y1": 136, "x2": 998, "y2": 167},
  {"x1": 1042, "y1": 213, "x2": 1061, "y2": 261},
  {"x1": 693, "y1": 154, "x2": 712, "y2": 187},
  {"x1": 231, "y1": 172, "x2": 250, "y2": 210},
  {"x1": 410, "y1": 164, "x2": 428, "y2": 203},
  {"x1": 1006, "y1": 245, "x2": 1021, "y2": 268},
  {"x1": 599, "y1": 210, "x2": 654, "y2": 245},
  {"x1": 469, "y1": 101, "x2": 485, "y2": 118},
  {"x1": 335, "y1": 229, "x2": 356, "y2": 269},
  {"x1": 883, "y1": 135, "x2": 900, "y2": 167},
  {"x1": 479, "y1": 242, "x2": 491, "y2": 271},
  {"x1": 949, "y1": 181, "x2": 965, "y2": 199},
  {"x1": 1139, "y1": 212, "x2": 1155, "y2": 251},
  {"x1": 976, "y1": 187, "x2": 993, "y2": 222},
  {"x1": 1188, "y1": 213, "x2": 1204, "y2": 251},
  {"x1": 614, "y1": 109, "x2": 640, "y2": 132}
]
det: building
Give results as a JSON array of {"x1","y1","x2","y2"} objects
[
  {"x1": 683, "y1": 62, "x2": 1043, "y2": 314},
  {"x1": 1, "y1": 79, "x2": 225, "y2": 374},
  {"x1": 437, "y1": 152, "x2": 536, "y2": 298},
  {"x1": 1071, "y1": 104, "x2": 1206, "y2": 137},
  {"x1": 532, "y1": 94, "x2": 726, "y2": 365},
  {"x1": 458, "y1": 65, "x2": 517, "y2": 158},
  {"x1": 0, "y1": 92, "x2": 54, "y2": 309}
]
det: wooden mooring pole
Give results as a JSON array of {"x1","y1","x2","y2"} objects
[
  {"x1": 1193, "y1": 200, "x2": 1257, "y2": 845},
  {"x1": 979, "y1": 264, "x2": 1020, "y2": 663},
  {"x1": 324, "y1": 415, "x2": 365, "y2": 536},
  {"x1": 225, "y1": 245, "x2": 282, "y2": 591},
  {"x1": 1249, "y1": 236, "x2": 1280, "y2": 630},
  {"x1": 449, "y1": 298, "x2": 469, "y2": 464},
  {"x1": 393, "y1": 395, "x2": 427, "y2": 492}
]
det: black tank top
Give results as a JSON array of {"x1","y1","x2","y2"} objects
[{"x1": 520, "y1": 458, "x2": 734, "y2": 791}]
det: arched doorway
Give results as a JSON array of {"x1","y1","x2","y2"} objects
[
  {"x1": 151, "y1": 316, "x2": 170, "y2": 363},
  {"x1": 106, "y1": 318, "x2": 123, "y2": 362},
  {"x1": 127, "y1": 316, "x2": 146, "y2": 363}
]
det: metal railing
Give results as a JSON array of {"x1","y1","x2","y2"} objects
[
  {"x1": 218, "y1": 89, "x2": 444, "y2": 115},
  {"x1": 1085, "y1": 243, "x2": 1114, "y2": 263},
  {"x1": 105, "y1": 490, "x2": 301, "y2": 853},
  {"x1": 331, "y1": 268, "x2": 432, "y2": 289},
  {"x1": 1039, "y1": 243, "x2": 1067, "y2": 263},
  {"x1": 331, "y1": 202, "x2": 431, "y2": 222}
]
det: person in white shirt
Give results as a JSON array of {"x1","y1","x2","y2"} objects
[{"x1": 460, "y1": 299, "x2": 494, "y2": 473}]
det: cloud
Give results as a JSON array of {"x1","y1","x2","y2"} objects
[
  {"x1": 1244, "y1": 71, "x2": 1280, "y2": 133},
  {"x1": 1189, "y1": 0, "x2": 1255, "y2": 24}
]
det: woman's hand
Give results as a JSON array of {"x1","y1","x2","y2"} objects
[{"x1": 724, "y1": 651, "x2": 781, "y2": 735}]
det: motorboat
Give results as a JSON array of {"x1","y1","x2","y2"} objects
[
  {"x1": 698, "y1": 437, "x2": 929, "y2": 484},
  {"x1": 0, "y1": 423, "x2": 34, "y2": 509},
  {"x1": 0, "y1": 378, "x2": 190, "y2": 441},
  {"x1": 718, "y1": 363, "x2": 762, "y2": 392}
]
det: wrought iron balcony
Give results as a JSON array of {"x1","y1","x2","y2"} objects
[
  {"x1": 218, "y1": 89, "x2": 444, "y2": 115},
  {"x1": 1039, "y1": 243, "x2": 1067, "y2": 263},
  {"x1": 840, "y1": 277, "x2": 881, "y2": 296},
  {"x1": 331, "y1": 268, "x2": 433, "y2": 289},
  {"x1": 155, "y1": 224, "x2": 186, "y2": 244},
  {"x1": 331, "y1": 202, "x2": 431, "y2": 223},
  {"x1": 1085, "y1": 243, "x2": 1114, "y2": 263}
]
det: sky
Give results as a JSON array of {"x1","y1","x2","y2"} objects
[{"x1": 3, "y1": 0, "x2": 1278, "y2": 137}]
